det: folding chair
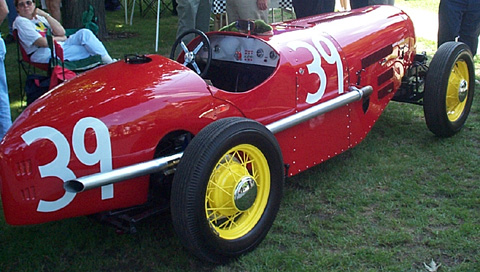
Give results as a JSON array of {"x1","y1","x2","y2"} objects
[
  {"x1": 270, "y1": 0, "x2": 294, "y2": 23},
  {"x1": 139, "y1": 0, "x2": 173, "y2": 17},
  {"x1": 14, "y1": 29, "x2": 51, "y2": 104},
  {"x1": 14, "y1": 30, "x2": 103, "y2": 105}
]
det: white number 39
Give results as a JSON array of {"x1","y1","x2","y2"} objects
[{"x1": 22, "y1": 117, "x2": 113, "y2": 212}]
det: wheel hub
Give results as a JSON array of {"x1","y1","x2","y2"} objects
[
  {"x1": 233, "y1": 176, "x2": 257, "y2": 211},
  {"x1": 209, "y1": 160, "x2": 252, "y2": 216},
  {"x1": 185, "y1": 51, "x2": 195, "y2": 64},
  {"x1": 458, "y1": 79, "x2": 468, "y2": 102}
]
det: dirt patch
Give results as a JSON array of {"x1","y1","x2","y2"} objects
[{"x1": 104, "y1": 31, "x2": 138, "y2": 41}]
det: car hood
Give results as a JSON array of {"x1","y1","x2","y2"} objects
[{"x1": 11, "y1": 55, "x2": 211, "y2": 133}]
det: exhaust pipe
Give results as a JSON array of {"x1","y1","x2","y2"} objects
[
  {"x1": 65, "y1": 86, "x2": 372, "y2": 193},
  {"x1": 266, "y1": 86, "x2": 373, "y2": 134},
  {"x1": 64, "y1": 152, "x2": 182, "y2": 193}
]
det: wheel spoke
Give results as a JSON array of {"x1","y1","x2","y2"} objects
[
  {"x1": 192, "y1": 62, "x2": 201, "y2": 74},
  {"x1": 193, "y1": 41, "x2": 204, "y2": 54},
  {"x1": 180, "y1": 41, "x2": 189, "y2": 54},
  {"x1": 203, "y1": 143, "x2": 274, "y2": 239},
  {"x1": 446, "y1": 61, "x2": 469, "y2": 121}
]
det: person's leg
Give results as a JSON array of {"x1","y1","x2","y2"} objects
[
  {"x1": 45, "y1": 0, "x2": 62, "y2": 22},
  {"x1": 176, "y1": 0, "x2": 198, "y2": 39},
  {"x1": 229, "y1": 0, "x2": 267, "y2": 22},
  {"x1": 319, "y1": 0, "x2": 335, "y2": 14},
  {"x1": 350, "y1": 0, "x2": 369, "y2": 9},
  {"x1": 0, "y1": 38, "x2": 12, "y2": 138},
  {"x1": 458, "y1": 0, "x2": 480, "y2": 55},
  {"x1": 226, "y1": 0, "x2": 240, "y2": 22},
  {"x1": 195, "y1": 0, "x2": 212, "y2": 33},
  {"x1": 292, "y1": 0, "x2": 310, "y2": 18},
  {"x1": 62, "y1": 29, "x2": 112, "y2": 63},
  {"x1": 437, "y1": 0, "x2": 463, "y2": 49},
  {"x1": 6, "y1": 0, "x2": 17, "y2": 35}
]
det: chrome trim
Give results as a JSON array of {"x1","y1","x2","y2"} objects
[
  {"x1": 266, "y1": 86, "x2": 373, "y2": 134},
  {"x1": 65, "y1": 86, "x2": 372, "y2": 193}
]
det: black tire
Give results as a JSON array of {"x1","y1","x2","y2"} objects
[
  {"x1": 423, "y1": 42, "x2": 475, "y2": 137},
  {"x1": 171, "y1": 117, "x2": 284, "y2": 263}
]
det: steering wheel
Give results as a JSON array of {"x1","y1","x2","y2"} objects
[{"x1": 170, "y1": 29, "x2": 212, "y2": 78}]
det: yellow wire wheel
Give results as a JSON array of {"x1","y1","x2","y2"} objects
[
  {"x1": 445, "y1": 59, "x2": 469, "y2": 122},
  {"x1": 423, "y1": 42, "x2": 475, "y2": 137},
  {"x1": 206, "y1": 144, "x2": 270, "y2": 240},
  {"x1": 171, "y1": 117, "x2": 284, "y2": 263}
]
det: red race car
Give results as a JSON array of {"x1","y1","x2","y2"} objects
[{"x1": 0, "y1": 5, "x2": 475, "y2": 263}]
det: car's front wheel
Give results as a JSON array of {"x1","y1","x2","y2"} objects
[
  {"x1": 171, "y1": 117, "x2": 284, "y2": 263},
  {"x1": 423, "y1": 42, "x2": 475, "y2": 137}
]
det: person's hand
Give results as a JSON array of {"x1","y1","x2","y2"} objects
[
  {"x1": 34, "y1": 8, "x2": 49, "y2": 18},
  {"x1": 257, "y1": 0, "x2": 268, "y2": 10}
]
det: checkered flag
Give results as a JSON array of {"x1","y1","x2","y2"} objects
[
  {"x1": 279, "y1": 0, "x2": 292, "y2": 9},
  {"x1": 212, "y1": 0, "x2": 227, "y2": 14}
]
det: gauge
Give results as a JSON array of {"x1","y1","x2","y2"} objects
[
  {"x1": 256, "y1": 48, "x2": 264, "y2": 58},
  {"x1": 269, "y1": 50, "x2": 277, "y2": 60}
]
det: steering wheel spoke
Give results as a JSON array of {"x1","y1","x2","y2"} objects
[
  {"x1": 180, "y1": 42, "x2": 189, "y2": 54},
  {"x1": 170, "y1": 29, "x2": 212, "y2": 78},
  {"x1": 192, "y1": 62, "x2": 201, "y2": 74},
  {"x1": 193, "y1": 41, "x2": 204, "y2": 54}
]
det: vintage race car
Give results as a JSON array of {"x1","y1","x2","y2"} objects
[{"x1": 0, "y1": 5, "x2": 475, "y2": 263}]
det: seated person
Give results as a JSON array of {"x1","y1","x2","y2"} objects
[{"x1": 13, "y1": 0, "x2": 114, "y2": 64}]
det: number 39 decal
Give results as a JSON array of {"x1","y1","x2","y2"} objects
[
  {"x1": 22, "y1": 117, "x2": 113, "y2": 213},
  {"x1": 288, "y1": 35, "x2": 344, "y2": 104}
]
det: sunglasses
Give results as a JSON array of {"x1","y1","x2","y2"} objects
[{"x1": 17, "y1": 0, "x2": 34, "y2": 8}]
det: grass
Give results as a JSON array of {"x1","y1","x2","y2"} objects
[
  {"x1": 396, "y1": 0, "x2": 440, "y2": 13},
  {"x1": 1, "y1": 1, "x2": 479, "y2": 271}
]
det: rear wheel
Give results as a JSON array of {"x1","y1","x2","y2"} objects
[
  {"x1": 171, "y1": 117, "x2": 284, "y2": 263},
  {"x1": 423, "y1": 42, "x2": 475, "y2": 137}
]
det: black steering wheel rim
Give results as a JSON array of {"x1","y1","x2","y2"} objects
[{"x1": 170, "y1": 29, "x2": 212, "y2": 78}]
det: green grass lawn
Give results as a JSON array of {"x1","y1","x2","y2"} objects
[{"x1": 1, "y1": 2, "x2": 479, "y2": 271}]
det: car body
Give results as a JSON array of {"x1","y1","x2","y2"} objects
[{"x1": 0, "y1": 5, "x2": 475, "y2": 263}]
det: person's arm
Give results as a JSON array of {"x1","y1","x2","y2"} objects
[
  {"x1": 34, "y1": 8, "x2": 66, "y2": 37},
  {"x1": 0, "y1": 0, "x2": 8, "y2": 25},
  {"x1": 31, "y1": 9, "x2": 66, "y2": 48}
]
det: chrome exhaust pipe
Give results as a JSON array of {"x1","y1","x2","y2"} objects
[
  {"x1": 64, "y1": 152, "x2": 183, "y2": 193},
  {"x1": 65, "y1": 86, "x2": 372, "y2": 193}
]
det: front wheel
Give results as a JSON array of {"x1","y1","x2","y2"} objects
[
  {"x1": 423, "y1": 42, "x2": 475, "y2": 137},
  {"x1": 171, "y1": 117, "x2": 284, "y2": 263}
]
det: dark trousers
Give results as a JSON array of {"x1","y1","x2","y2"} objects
[
  {"x1": 438, "y1": 0, "x2": 480, "y2": 56},
  {"x1": 292, "y1": 0, "x2": 335, "y2": 19},
  {"x1": 350, "y1": 0, "x2": 369, "y2": 9}
]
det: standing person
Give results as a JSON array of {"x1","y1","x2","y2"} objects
[
  {"x1": 0, "y1": 0, "x2": 12, "y2": 138},
  {"x1": 44, "y1": 0, "x2": 60, "y2": 21},
  {"x1": 292, "y1": 0, "x2": 334, "y2": 19},
  {"x1": 339, "y1": 0, "x2": 350, "y2": 11},
  {"x1": 13, "y1": 0, "x2": 114, "y2": 64},
  {"x1": 176, "y1": 0, "x2": 212, "y2": 41},
  {"x1": 351, "y1": 0, "x2": 394, "y2": 9},
  {"x1": 4, "y1": 0, "x2": 17, "y2": 43},
  {"x1": 350, "y1": 0, "x2": 368, "y2": 9},
  {"x1": 438, "y1": 0, "x2": 480, "y2": 56},
  {"x1": 226, "y1": 0, "x2": 269, "y2": 22}
]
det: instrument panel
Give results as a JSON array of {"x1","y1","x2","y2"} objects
[{"x1": 203, "y1": 34, "x2": 279, "y2": 67}]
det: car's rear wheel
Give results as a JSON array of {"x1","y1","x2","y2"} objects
[
  {"x1": 423, "y1": 42, "x2": 475, "y2": 137},
  {"x1": 171, "y1": 117, "x2": 284, "y2": 263}
]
